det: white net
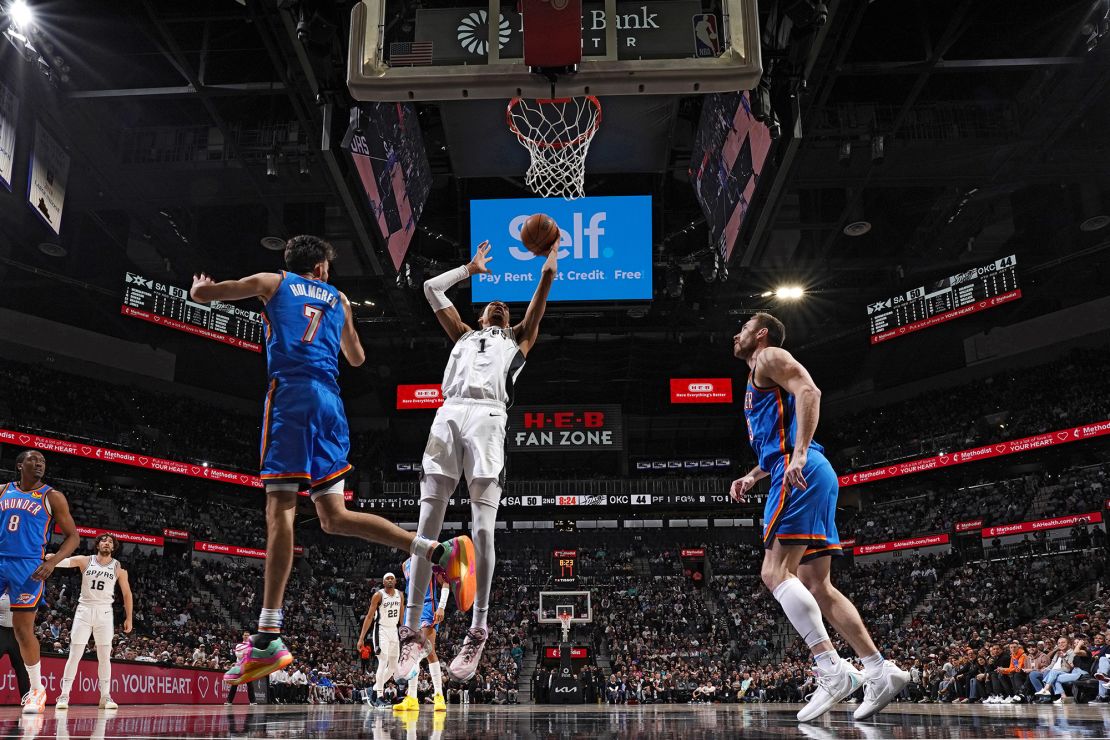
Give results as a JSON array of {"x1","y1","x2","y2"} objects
[
  {"x1": 506, "y1": 96, "x2": 602, "y2": 200},
  {"x1": 558, "y1": 613, "x2": 573, "y2": 642}
]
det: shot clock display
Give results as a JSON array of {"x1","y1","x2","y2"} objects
[{"x1": 552, "y1": 549, "x2": 578, "y2": 586}]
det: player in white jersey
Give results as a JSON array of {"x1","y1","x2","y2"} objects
[
  {"x1": 358, "y1": 572, "x2": 405, "y2": 709},
  {"x1": 397, "y1": 240, "x2": 557, "y2": 683},
  {"x1": 50, "y1": 534, "x2": 133, "y2": 710}
]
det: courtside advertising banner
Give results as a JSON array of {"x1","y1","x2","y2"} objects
[
  {"x1": 0, "y1": 656, "x2": 244, "y2": 705},
  {"x1": 470, "y1": 196, "x2": 652, "y2": 302},
  {"x1": 55, "y1": 525, "x2": 164, "y2": 547},
  {"x1": 853, "y1": 533, "x2": 949, "y2": 557},
  {"x1": 27, "y1": 122, "x2": 69, "y2": 234},
  {"x1": 194, "y1": 541, "x2": 304, "y2": 559},
  {"x1": 839, "y1": 419, "x2": 1110, "y2": 488},
  {"x1": 955, "y1": 519, "x2": 984, "y2": 533},
  {"x1": 981, "y1": 512, "x2": 1102, "y2": 539},
  {"x1": 396, "y1": 383, "x2": 445, "y2": 409},
  {"x1": 508, "y1": 404, "x2": 623, "y2": 451},
  {"x1": 0, "y1": 82, "x2": 18, "y2": 190},
  {"x1": 670, "y1": 378, "x2": 733, "y2": 404}
]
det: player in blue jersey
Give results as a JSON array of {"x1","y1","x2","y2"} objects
[
  {"x1": 393, "y1": 560, "x2": 451, "y2": 713},
  {"x1": 0, "y1": 450, "x2": 80, "y2": 714},
  {"x1": 730, "y1": 313, "x2": 908, "y2": 722},
  {"x1": 189, "y1": 235, "x2": 475, "y2": 687}
]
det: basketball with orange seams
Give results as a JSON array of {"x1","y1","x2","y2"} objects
[{"x1": 520, "y1": 213, "x2": 561, "y2": 256}]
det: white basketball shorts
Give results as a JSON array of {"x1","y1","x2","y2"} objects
[{"x1": 421, "y1": 398, "x2": 507, "y2": 483}]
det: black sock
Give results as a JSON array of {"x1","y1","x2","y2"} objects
[{"x1": 251, "y1": 632, "x2": 280, "y2": 649}]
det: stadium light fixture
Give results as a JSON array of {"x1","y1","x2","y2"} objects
[
  {"x1": 8, "y1": 0, "x2": 33, "y2": 30},
  {"x1": 774, "y1": 286, "x2": 805, "y2": 300}
]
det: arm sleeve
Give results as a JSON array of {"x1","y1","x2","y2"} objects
[
  {"x1": 56, "y1": 557, "x2": 77, "y2": 568},
  {"x1": 423, "y1": 265, "x2": 471, "y2": 312},
  {"x1": 438, "y1": 585, "x2": 451, "y2": 610}
]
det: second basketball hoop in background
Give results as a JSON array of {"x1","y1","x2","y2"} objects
[{"x1": 507, "y1": 96, "x2": 602, "y2": 201}]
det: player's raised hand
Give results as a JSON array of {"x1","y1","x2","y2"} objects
[
  {"x1": 542, "y1": 243, "x2": 559, "y2": 273},
  {"x1": 730, "y1": 476, "x2": 756, "y2": 503},
  {"x1": 785, "y1": 450, "x2": 809, "y2": 491},
  {"x1": 467, "y1": 241, "x2": 493, "y2": 274},
  {"x1": 190, "y1": 273, "x2": 215, "y2": 301}
]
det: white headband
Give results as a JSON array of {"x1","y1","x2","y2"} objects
[{"x1": 383, "y1": 572, "x2": 396, "y2": 581}]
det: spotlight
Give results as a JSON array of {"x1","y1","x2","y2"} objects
[
  {"x1": 266, "y1": 152, "x2": 278, "y2": 180},
  {"x1": 9, "y1": 0, "x2": 33, "y2": 30},
  {"x1": 838, "y1": 141, "x2": 851, "y2": 167},
  {"x1": 774, "y1": 286, "x2": 805, "y2": 300},
  {"x1": 298, "y1": 155, "x2": 310, "y2": 180},
  {"x1": 870, "y1": 135, "x2": 885, "y2": 164}
]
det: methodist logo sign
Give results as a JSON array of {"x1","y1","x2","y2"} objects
[
  {"x1": 508, "y1": 405, "x2": 623, "y2": 451},
  {"x1": 470, "y1": 196, "x2": 652, "y2": 302},
  {"x1": 670, "y1": 378, "x2": 733, "y2": 404}
]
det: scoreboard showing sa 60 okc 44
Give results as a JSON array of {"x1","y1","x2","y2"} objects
[
  {"x1": 121, "y1": 272, "x2": 266, "y2": 352},
  {"x1": 867, "y1": 255, "x2": 1021, "y2": 345}
]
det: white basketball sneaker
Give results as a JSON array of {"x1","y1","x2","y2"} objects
[
  {"x1": 797, "y1": 659, "x2": 863, "y2": 722},
  {"x1": 854, "y1": 660, "x2": 910, "y2": 721}
]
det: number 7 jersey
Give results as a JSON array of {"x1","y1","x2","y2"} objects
[{"x1": 261, "y1": 271, "x2": 345, "y2": 385}]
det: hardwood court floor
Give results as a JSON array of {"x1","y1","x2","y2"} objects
[{"x1": 2, "y1": 701, "x2": 1108, "y2": 739}]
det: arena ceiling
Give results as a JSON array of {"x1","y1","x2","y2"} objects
[{"x1": 0, "y1": 0, "x2": 1108, "y2": 408}]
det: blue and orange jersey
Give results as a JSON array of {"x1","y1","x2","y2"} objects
[
  {"x1": 0, "y1": 482, "x2": 54, "y2": 559},
  {"x1": 743, "y1": 375, "x2": 824, "y2": 473},
  {"x1": 262, "y1": 271, "x2": 345, "y2": 385}
]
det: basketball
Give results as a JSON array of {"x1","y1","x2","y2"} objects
[{"x1": 520, "y1": 213, "x2": 560, "y2": 256}]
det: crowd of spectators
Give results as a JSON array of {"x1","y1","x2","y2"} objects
[
  {"x1": 822, "y1": 347, "x2": 1110, "y2": 471},
  {"x1": 841, "y1": 461, "x2": 1110, "y2": 545}
]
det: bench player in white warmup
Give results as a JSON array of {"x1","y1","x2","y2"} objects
[
  {"x1": 397, "y1": 239, "x2": 558, "y2": 682},
  {"x1": 51, "y1": 534, "x2": 133, "y2": 709},
  {"x1": 358, "y1": 572, "x2": 404, "y2": 709}
]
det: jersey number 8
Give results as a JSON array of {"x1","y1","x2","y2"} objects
[{"x1": 7, "y1": 515, "x2": 18, "y2": 532}]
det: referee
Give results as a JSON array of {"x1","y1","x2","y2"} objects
[{"x1": 0, "y1": 593, "x2": 30, "y2": 698}]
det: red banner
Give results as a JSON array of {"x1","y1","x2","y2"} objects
[
  {"x1": 553, "y1": 549, "x2": 577, "y2": 558},
  {"x1": 55, "y1": 525, "x2": 164, "y2": 547},
  {"x1": 670, "y1": 378, "x2": 733, "y2": 404},
  {"x1": 840, "y1": 419, "x2": 1110, "y2": 488},
  {"x1": 397, "y1": 384, "x2": 445, "y2": 410},
  {"x1": 0, "y1": 427, "x2": 263, "y2": 488},
  {"x1": 121, "y1": 305, "x2": 262, "y2": 353},
  {"x1": 853, "y1": 533, "x2": 949, "y2": 556},
  {"x1": 955, "y1": 519, "x2": 984, "y2": 533},
  {"x1": 194, "y1": 540, "x2": 303, "y2": 559},
  {"x1": 544, "y1": 647, "x2": 589, "y2": 659},
  {"x1": 680, "y1": 548, "x2": 706, "y2": 558},
  {"x1": 0, "y1": 427, "x2": 354, "y2": 502},
  {"x1": 0, "y1": 654, "x2": 244, "y2": 705},
  {"x1": 839, "y1": 538, "x2": 856, "y2": 548},
  {"x1": 163, "y1": 528, "x2": 190, "y2": 541},
  {"x1": 869, "y1": 289, "x2": 1022, "y2": 345},
  {"x1": 982, "y1": 512, "x2": 1102, "y2": 539}
]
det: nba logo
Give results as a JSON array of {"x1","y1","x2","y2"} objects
[{"x1": 692, "y1": 14, "x2": 719, "y2": 58}]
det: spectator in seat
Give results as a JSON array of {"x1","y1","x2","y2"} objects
[
  {"x1": 997, "y1": 640, "x2": 1028, "y2": 703},
  {"x1": 1048, "y1": 639, "x2": 1091, "y2": 702},
  {"x1": 1025, "y1": 642, "x2": 1051, "y2": 696}
]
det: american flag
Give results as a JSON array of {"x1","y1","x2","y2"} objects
[{"x1": 389, "y1": 41, "x2": 434, "y2": 66}]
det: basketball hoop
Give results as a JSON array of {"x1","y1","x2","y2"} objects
[
  {"x1": 506, "y1": 96, "x2": 602, "y2": 200},
  {"x1": 558, "y1": 612, "x2": 573, "y2": 643}
]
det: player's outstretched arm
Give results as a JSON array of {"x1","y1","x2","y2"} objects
[
  {"x1": 46, "y1": 554, "x2": 89, "y2": 569},
  {"x1": 36, "y1": 490, "x2": 79, "y2": 581},
  {"x1": 190, "y1": 272, "x2": 281, "y2": 304},
  {"x1": 514, "y1": 247, "x2": 558, "y2": 355},
  {"x1": 357, "y1": 591, "x2": 381, "y2": 649},
  {"x1": 424, "y1": 242, "x2": 490, "y2": 342},
  {"x1": 118, "y1": 567, "x2": 134, "y2": 633},
  {"x1": 338, "y1": 292, "x2": 366, "y2": 367}
]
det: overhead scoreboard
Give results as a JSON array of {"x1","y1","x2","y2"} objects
[
  {"x1": 121, "y1": 272, "x2": 265, "y2": 352},
  {"x1": 867, "y1": 255, "x2": 1020, "y2": 344}
]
